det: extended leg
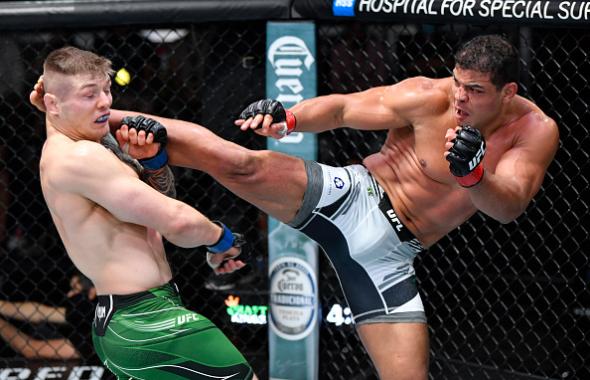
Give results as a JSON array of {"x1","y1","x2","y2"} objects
[{"x1": 111, "y1": 110, "x2": 307, "y2": 223}]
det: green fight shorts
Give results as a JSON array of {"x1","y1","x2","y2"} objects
[{"x1": 92, "y1": 281, "x2": 253, "y2": 379}]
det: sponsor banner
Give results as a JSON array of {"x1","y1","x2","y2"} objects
[
  {"x1": 266, "y1": 21, "x2": 319, "y2": 380},
  {"x1": 269, "y1": 257, "x2": 318, "y2": 340},
  {"x1": 296, "y1": 0, "x2": 590, "y2": 25}
]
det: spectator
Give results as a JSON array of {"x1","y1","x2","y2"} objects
[{"x1": 0, "y1": 273, "x2": 96, "y2": 360}]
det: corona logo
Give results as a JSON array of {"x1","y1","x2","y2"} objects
[
  {"x1": 267, "y1": 35, "x2": 315, "y2": 143},
  {"x1": 269, "y1": 257, "x2": 317, "y2": 340}
]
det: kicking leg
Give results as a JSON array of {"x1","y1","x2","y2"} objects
[{"x1": 110, "y1": 110, "x2": 307, "y2": 223}]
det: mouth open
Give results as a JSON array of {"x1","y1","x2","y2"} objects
[
  {"x1": 95, "y1": 114, "x2": 110, "y2": 123},
  {"x1": 455, "y1": 107, "x2": 469, "y2": 121}
]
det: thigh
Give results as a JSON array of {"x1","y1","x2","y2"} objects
[
  {"x1": 357, "y1": 322, "x2": 429, "y2": 380},
  {"x1": 97, "y1": 310, "x2": 253, "y2": 379}
]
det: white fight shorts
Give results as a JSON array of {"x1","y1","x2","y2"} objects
[{"x1": 289, "y1": 162, "x2": 426, "y2": 324}]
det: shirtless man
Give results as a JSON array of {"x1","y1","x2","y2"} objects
[
  {"x1": 32, "y1": 35, "x2": 558, "y2": 379},
  {"x1": 37, "y1": 46, "x2": 255, "y2": 379}
]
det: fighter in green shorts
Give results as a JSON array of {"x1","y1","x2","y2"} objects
[
  {"x1": 33, "y1": 48, "x2": 256, "y2": 380},
  {"x1": 93, "y1": 281, "x2": 253, "y2": 379}
]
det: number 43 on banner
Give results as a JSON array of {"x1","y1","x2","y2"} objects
[{"x1": 326, "y1": 303, "x2": 353, "y2": 326}]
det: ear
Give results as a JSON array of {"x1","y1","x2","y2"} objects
[
  {"x1": 88, "y1": 287, "x2": 97, "y2": 300},
  {"x1": 502, "y1": 82, "x2": 518, "y2": 103},
  {"x1": 44, "y1": 93, "x2": 60, "y2": 116}
]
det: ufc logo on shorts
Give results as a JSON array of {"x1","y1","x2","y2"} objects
[
  {"x1": 386, "y1": 209, "x2": 403, "y2": 232},
  {"x1": 469, "y1": 142, "x2": 486, "y2": 171},
  {"x1": 177, "y1": 313, "x2": 199, "y2": 325}
]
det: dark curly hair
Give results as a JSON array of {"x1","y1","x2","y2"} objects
[{"x1": 454, "y1": 34, "x2": 519, "y2": 89}]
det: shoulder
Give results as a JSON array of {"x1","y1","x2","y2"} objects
[
  {"x1": 383, "y1": 76, "x2": 451, "y2": 115},
  {"x1": 515, "y1": 97, "x2": 559, "y2": 146},
  {"x1": 43, "y1": 139, "x2": 120, "y2": 190},
  {"x1": 48, "y1": 140, "x2": 109, "y2": 172}
]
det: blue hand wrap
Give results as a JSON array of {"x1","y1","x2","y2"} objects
[
  {"x1": 139, "y1": 149, "x2": 168, "y2": 170},
  {"x1": 207, "y1": 222, "x2": 235, "y2": 253}
]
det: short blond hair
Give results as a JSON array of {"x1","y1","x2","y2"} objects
[{"x1": 43, "y1": 46, "x2": 113, "y2": 80}]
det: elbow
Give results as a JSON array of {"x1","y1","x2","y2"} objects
[
  {"x1": 497, "y1": 216, "x2": 516, "y2": 225},
  {"x1": 162, "y1": 204, "x2": 213, "y2": 247},
  {"x1": 169, "y1": 211, "x2": 196, "y2": 236},
  {"x1": 22, "y1": 350, "x2": 36, "y2": 360},
  {"x1": 164, "y1": 204, "x2": 197, "y2": 237},
  {"x1": 496, "y1": 204, "x2": 527, "y2": 225},
  {"x1": 21, "y1": 345, "x2": 39, "y2": 359}
]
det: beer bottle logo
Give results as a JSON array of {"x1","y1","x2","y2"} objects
[{"x1": 269, "y1": 257, "x2": 318, "y2": 340}]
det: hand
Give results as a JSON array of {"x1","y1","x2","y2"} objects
[
  {"x1": 206, "y1": 227, "x2": 249, "y2": 274},
  {"x1": 206, "y1": 246, "x2": 247, "y2": 275},
  {"x1": 445, "y1": 125, "x2": 486, "y2": 187},
  {"x1": 115, "y1": 124, "x2": 160, "y2": 160},
  {"x1": 234, "y1": 99, "x2": 296, "y2": 139},
  {"x1": 115, "y1": 116, "x2": 167, "y2": 161},
  {"x1": 29, "y1": 76, "x2": 46, "y2": 113}
]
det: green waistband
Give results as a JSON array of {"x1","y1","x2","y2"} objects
[{"x1": 96, "y1": 280, "x2": 181, "y2": 309}]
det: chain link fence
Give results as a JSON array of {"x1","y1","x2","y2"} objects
[
  {"x1": 0, "y1": 15, "x2": 588, "y2": 380},
  {"x1": 315, "y1": 23, "x2": 589, "y2": 380}
]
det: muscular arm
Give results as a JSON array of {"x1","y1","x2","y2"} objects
[
  {"x1": 53, "y1": 142, "x2": 223, "y2": 248},
  {"x1": 289, "y1": 86, "x2": 405, "y2": 132},
  {"x1": 244, "y1": 77, "x2": 442, "y2": 134},
  {"x1": 469, "y1": 118, "x2": 559, "y2": 223},
  {"x1": 0, "y1": 301, "x2": 65, "y2": 324},
  {"x1": 0, "y1": 318, "x2": 79, "y2": 359}
]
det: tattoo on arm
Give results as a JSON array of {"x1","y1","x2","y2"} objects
[{"x1": 142, "y1": 165, "x2": 177, "y2": 199}]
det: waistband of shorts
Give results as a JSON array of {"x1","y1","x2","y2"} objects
[
  {"x1": 96, "y1": 280, "x2": 180, "y2": 309},
  {"x1": 366, "y1": 173, "x2": 421, "y2": 245}
]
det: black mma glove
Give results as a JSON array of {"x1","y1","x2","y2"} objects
[
  {"x1": 206, "y1": 221, "x2": 250, "y2": 270},
  {"x1": 239, "y1": 99, "x2": 296, "y2": 136},
  {"x1": 120, "y1": 115, "x2": 168, "y2": 170},
  {"x1": 446, "y1": 125, "x2": 486, "y2": 188}
]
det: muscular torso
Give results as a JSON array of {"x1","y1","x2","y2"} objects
[
  {"x1": 40, "y1": 134, "x2": 172, "y2": 295},
  {"x1": 364, "y1": 77, "x2": 542, "y2": 247}
]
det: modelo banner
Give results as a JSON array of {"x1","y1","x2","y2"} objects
[
  {"x1": 293, "y1": 0, "x2": 590, "y2": 25},
  {"x1": 266, "y1": 21, "x2": 319, "y2": 380}
]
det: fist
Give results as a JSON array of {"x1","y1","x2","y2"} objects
[
  {"x1": 120, "y1": 115, "x2": 167, "y2": 146},
  {"x1": 236, "y1": 99, "x2": 296, "y2": 138},
  {"x1": 445, "y1": 125, "x2": 486, "y2": 187},
  {"x1": 239, "y1": 99, "x2": 287, "y2": 123}
]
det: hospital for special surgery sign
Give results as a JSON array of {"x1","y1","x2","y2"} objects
[{"x1": 332, "y1": 0, "x2": 590, "y2": 24}]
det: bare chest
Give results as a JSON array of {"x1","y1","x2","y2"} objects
[{"x1": 383, "y1": 121, "x2": 513, "y2": 184}]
